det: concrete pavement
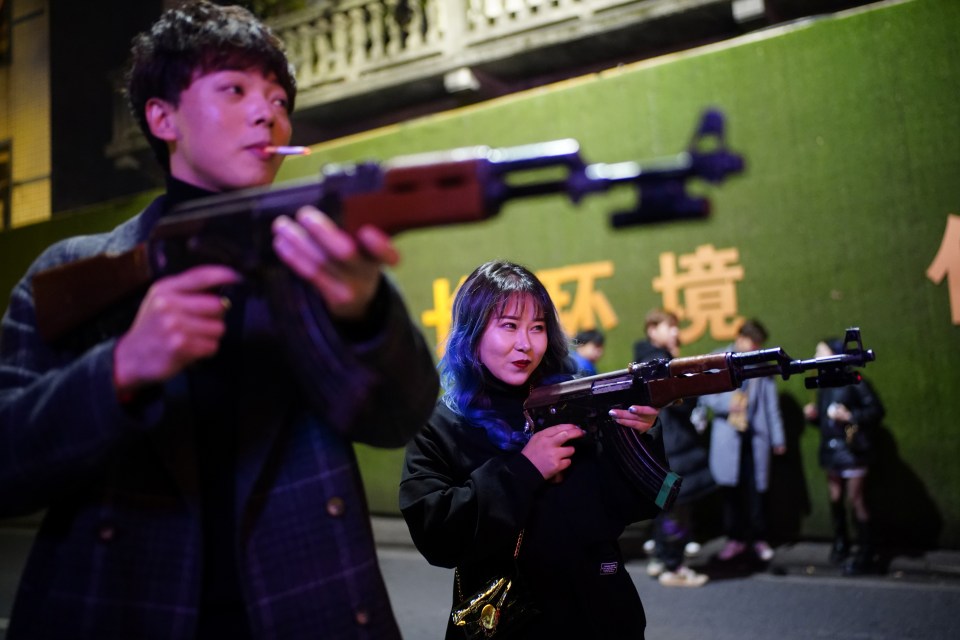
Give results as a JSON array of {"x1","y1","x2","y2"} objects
[
  {"x1": 372, "y1": 516, "x2": 960, "y2": 639},
  {"x1": 3, "y1": 517, "x2": 959, "y2": 638},
  {"x1": 371, "y1": 515, "x2": 960, "y2": 584}
]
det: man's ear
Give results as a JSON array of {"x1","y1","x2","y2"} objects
[{"x1": 145, "y1": 98, "x2": 179, "y2": 141}]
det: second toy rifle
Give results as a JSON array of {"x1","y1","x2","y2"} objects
[
  {"x1": 523, "y1": 328, "x2": 876, "y2": 510},
  {"x1": 32, "y1": 110, "x2": 742, "y2": 343}
]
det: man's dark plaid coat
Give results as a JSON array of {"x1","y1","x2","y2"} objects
[{"x1": 0, "y1": 195, "x2": 439, "y2": 639}]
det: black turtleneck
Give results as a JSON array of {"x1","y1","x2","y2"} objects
[
  {"x1": 164, "y1": 176, "x2": 399, "y2": 637},
  {"x1": 165, "y1": 175, "x2": 252, "y2": 638},
  {"x1": 480, "y1": 369, "x2": 531, "y2": 434},
  {"x1": 164, "y1": 175, "x2": 218, "y2": 214}
]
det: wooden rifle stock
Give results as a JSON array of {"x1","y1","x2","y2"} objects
[
  {"x1": 32, "y1": 246, "x2": 154, "y2": 344},
  {"x1": 523, "y1": 328, "x2": 876, "y2": 510},
  {"x1": 32, "y1": 109, "x2": 744, "y2": 343}
]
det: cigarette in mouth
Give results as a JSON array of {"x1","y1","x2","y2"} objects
[{"x1": 264, "y1": 146, "x2": 312, "y2": 156}]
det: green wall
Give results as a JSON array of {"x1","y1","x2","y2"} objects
[{"x1": 2, "y1": 0, "x2": 958, "y2": 547}]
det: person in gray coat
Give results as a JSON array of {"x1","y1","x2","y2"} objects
[{"x1": 695, "y1": 319, "x2": 785, "y2": 563}]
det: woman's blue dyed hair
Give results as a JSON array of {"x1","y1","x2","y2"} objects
[{"x1": 440, "y1": 260, "x2": 571, "y2": 449}]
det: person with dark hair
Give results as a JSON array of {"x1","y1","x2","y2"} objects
[
  {"x1": 804, "y1": 338, "x2": 885, "y2": 575},
  {"x1": 571, "y1": 328, "x2": 605, "y2": 375},
  {"x1": 634, "y1": 308, "x2": 681, "y2": 362},
  {"x1": 634, "y1": 309, "x2": 713, "y2": 587},
  {"x1": 399, "y1": 260, "x2": 665, "y2": 639},
  {"x1": 0, "y1": 3, "x2": 437, "y2": 638},
  {"x1": 126, "y1": 2, "x2": 298, "y2": 175},
  {"x1": 695, "y1": 319, "x2": 785, "y2": 563}
]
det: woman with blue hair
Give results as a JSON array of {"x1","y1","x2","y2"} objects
[{"x1": 400, "y1": 259, "x2": 666, "y2": 639}]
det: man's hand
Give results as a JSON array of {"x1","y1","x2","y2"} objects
[
  {"x1": 114, "y1": 265, "x2": 241, "y2": 394},
  {"x1": 608, "y1": 404, "x2": 659, "y2": 433},
  {"x1": 271, "y1": 206, "x2": 399, "y2": 320},
  {"x1": 521, "y1": 423, "x2": 585, "y2": 482}
]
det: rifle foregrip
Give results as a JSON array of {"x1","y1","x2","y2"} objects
[
  {"x1": 342, "y1": 160, "x2": 492, "y2": 235},
  {"x1": 668, "y1": 353, "x2": 730, "y2": 374},
  {"x1": 646, "y1": 353, "x2": 737, "y2": 406}
]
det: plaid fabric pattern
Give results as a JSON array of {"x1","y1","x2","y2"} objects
[{"x1": 0, "y1": 197, "x2": 438, "y2": 639}]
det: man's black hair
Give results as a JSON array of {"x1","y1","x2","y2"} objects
[
  {"x1": 574, "y1": 329, "x2": 605, "y2": 347},
  {"x1": 738, "y1": 318, "x2": 769, "y2": 345}
]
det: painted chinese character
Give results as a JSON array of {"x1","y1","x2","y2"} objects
[
  {"x1": 926, "y1": 213, "x2": 960, "y2": 324},
  {"x1": 653, "y1": 244, "x2": 744, "y2": 345},
  {"x1": 536, "y1": 261, "x2": 618, "y2": 338},
  {"x1": 421, "y1": 275, "x2": 465, "y2": 358}
]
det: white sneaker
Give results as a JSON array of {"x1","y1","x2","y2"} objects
[
  {"x1": 658, "y1": 566, "x2": 709, "y2": 588},
  {"x1": 646, "y1": 559, "x2": 665, "y2": 577},
  {"x1": 754, "y1": 541, "x2": 775, "y2": 562},
  {"x1": 642, "y1": 539, "x2": 656, "y2": 555},
  {"x1": 684, "y1": 541, "x2": 701, "y2": 557}
]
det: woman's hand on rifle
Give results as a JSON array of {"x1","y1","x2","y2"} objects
[{"x1": 609, "y1": 405, "x2": 660, "y2": 433}]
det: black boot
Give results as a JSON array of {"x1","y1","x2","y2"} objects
[
  {"x1": 843, "y1": 519, "x2": 875, "y2": 576},
  {"x1": 828, "y1": 502, "x2": 849, "y2": 565}
]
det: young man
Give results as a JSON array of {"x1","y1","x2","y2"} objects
[
  {"x1": 570, "y1": 328, "x2": 605, "y2": 376},
  {"x1": 633, "y1": 308, "x2": 680, "y2": 362},
  {"x1": 0, "y1": 3, "x2": 438, "y2": 638},
  {"x1": 633, "y1": 309, "x2": 714, "y2": 587}
]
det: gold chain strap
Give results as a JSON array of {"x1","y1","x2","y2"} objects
[
  {"x1": 455, "y1": 530, "x2": 524, "y2": 600},
  {"x1": 513, "y1": 530, "x2": 524, "y2": 559}
]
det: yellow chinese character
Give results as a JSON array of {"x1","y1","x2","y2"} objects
[
  {"x1": 926, "y1": 213, "x2": 960, "y2": 324},
  {"x1": 536, "y1": 261, "x2": 618, "y2": 338},
  {"x1": 653, "y1": 244, "x2": 744, "y2": 345},
  {"x1": 421, "y1": 276, "x2": 465, "y2": 358}
]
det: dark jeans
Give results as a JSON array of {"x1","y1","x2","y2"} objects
[
  {"x1": 653, "y1": 503, "x2": 692, "y2": 571},
  {"x1": 721, "y1": 432, "x2": 767, "y2": 543}
]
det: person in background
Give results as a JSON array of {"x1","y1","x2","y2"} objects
[
  {"x1": 0, "y1": 3, "x2": 438, "y2": 638},
  {"x1": 804, "y1": 338, "x2": 885, "y2": 575},
  {"x1": 633, "y1": 308, "x2": 680, "y2": 363},
  {"x1": 399, "y1": 260, "x2": 664, "y2": 639},
  {"x1": 634, "y1": 309, "x2": 714, "y2": 587},
  {"x1": 696, "y1": 319, "x2": 785, "y2": 563},
  {"x1": 570, "y1": 328, "x2": 606, "y2": 376}
]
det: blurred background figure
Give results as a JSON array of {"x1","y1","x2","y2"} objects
[
  {"x1": 804, "y1": 337, "x2": 886, "y2": 575},
  {"x1": 634, "y1": 309, "x2": 714, "y2": 587},
  {"x1": 634, "y1": 309, "x2": 680, "y2": 362},
  {"x1": 696, "y1": 319, "x2": 785, "y2": 564},
  {"x1": 571, "y1": 328, "x2": 606, "y2": 376}
]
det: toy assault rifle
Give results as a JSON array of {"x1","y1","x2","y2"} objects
[
  {"x1": 32, "y1": 110, "x2": 743, "y2": 343},
  {"x1": 523, "y1": 327, "x2": 876, "y2": 510}
]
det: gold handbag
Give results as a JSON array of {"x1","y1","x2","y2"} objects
[{"x1": 450, "y1": 531, "x2": 536, "y2": 638}]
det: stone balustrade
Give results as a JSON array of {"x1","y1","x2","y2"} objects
[{"x1": 106, "y1": 0, "x2": 731, "y2": 161}]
